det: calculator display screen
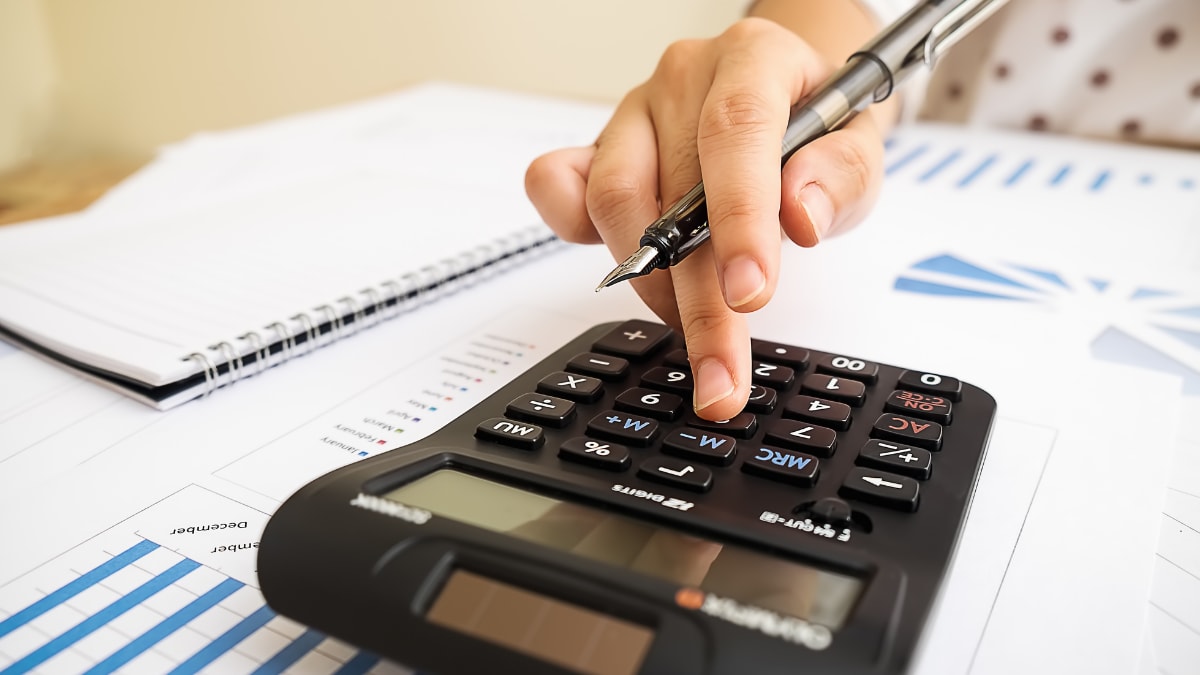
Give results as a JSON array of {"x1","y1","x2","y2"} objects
[{"x1": 383, "y1": 469, "x2": 863, "y2": 630}]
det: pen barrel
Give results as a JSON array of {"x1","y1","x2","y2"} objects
[
  {"x1": 857, "y1": 0, "x2": 978, "y2": 85},
  {"x1": 640, "y1": 183, "x2": 709, "y2": 267},
  {"x1": 781, "y1": 55, "x2": 890, "y2": 160}
]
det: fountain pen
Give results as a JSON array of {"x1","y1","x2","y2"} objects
[{"x1": 596, "y1": 0, "x2": 1008, "y2": 290}]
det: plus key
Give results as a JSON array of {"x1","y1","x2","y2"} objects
[{"x1": 592, "y1": 320, "x2": 672, "y2": 358}]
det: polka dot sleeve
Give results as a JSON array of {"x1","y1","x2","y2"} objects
[{"x1": 918, "y1": 0, "x2": 1200, "y2": 148}]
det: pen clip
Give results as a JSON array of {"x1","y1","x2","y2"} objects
[{"x1": 924, "y1": 0, "x2": 1011, "y2": 66}]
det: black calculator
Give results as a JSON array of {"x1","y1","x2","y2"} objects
[{"x1": 259, "y1": 319, "x2": 996, "y2": 675}]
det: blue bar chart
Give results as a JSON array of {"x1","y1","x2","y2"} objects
[
  {"x1": 884, "y1": 130, "x2": 1198, "y2": 193},
  {"x1": 0, "y1": 487, "x2": 404, "y2": 675}
]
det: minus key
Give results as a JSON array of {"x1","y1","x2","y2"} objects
[{"x1": 566, "y1": 352, "x2": 629, "y2": 381}]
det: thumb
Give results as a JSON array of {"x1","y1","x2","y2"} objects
[
  {"x1": 778, "y1": 113, "x2": 885, "y2": 247},
  {"x1": 525, "y1": 145, "x2": 602, "y2": 245}
]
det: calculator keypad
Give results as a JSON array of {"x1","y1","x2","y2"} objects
[
  {"x1": 871, "y1": 413, "x2": 943, "y2": 450},
  {"x1": 815, "y1": 354, "x2": 879, "y2": 383},
  {"x1": 897, "y1": 369, "x2": 963, "y2": 400},
  {"x1": 537, "y1": 371, "x2": 604, "y2": 402},
  {"x1": 614, "y1": 387, "x2": 684, "y2": 420},
  {"x1": 566, "y1": 352, "x2": 629, "y2": 380},
  {"x1": 742, "y1": 445, "x2": 820, "y2": 486},
  {"x1": 505, "y1": 393, "x2": 576, "y2": 427},
  {"x1": 662, "y1": 429, "x2": 737, "y2": 465},
  {"x1": 801, "y1": 373, "x2": 866, "y2": 406},
  {"x1": 587, "y1": 410, "x2": 659, "y2": 446},
  {"x1": 475, "y1": 320, "x2": 988, "y2": 523},
  {"x1": 750, "y1": 339, "x2": 809, "y2": 368},
  {"x1": 638, "y1": 456, "x2": 713, "y2": 492},
  {"x1": 784, "y1": 395, "x2": 852, "y2": 430},
  {"x1": 744, "y1": 385, "x2": 777, "y2": 414},
  {"x1": 684, "y1": 412, "x2": 758, "y2": 438},
  {"x1": 475, "y1": 417, "x2": 544, "y2": 450},
  {"x1": 591, "y1": 319, "x2": 672, "y2": 357},
  {"x1": 884, "y1": 390, "x2": 953, "y2": 424},
  {"x1": 640, "y1": 366, "x2": 694, "y2": 393},
  {"x1": 840, "y1": 467, "x2": 920, "y2": 511},
  {"x1": 858, "y1": 439, "x2": 933, "y2": 479},
  {"x1": 263, "y1": 318, "x2": 996, "y2": 675},
  {"x1": 762, "y1": 419, "x2": 837, "y2": 456},
  {"x1": 751, "y1": 362, "x2": 795, "y2": 389},
  {"x1": 558, "y1": 437, "x2": 631, "y2": 470}
]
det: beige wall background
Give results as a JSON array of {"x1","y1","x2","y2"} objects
[{"x1": 0, "y1": 0, "x2": 746, "y2": 172}]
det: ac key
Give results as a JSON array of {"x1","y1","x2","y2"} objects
[{"x1": 871, "y1": 413, "x2": 942, "y2": 451}]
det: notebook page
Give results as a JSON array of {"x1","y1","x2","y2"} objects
[
  {"x1": 90, "y1": 82, "x2": 615, "y2": 220},
  {"x1": 0, "y1": 168, "x2": 548, "y2": 385},
  {"x1": 0, "y1": 83, "x2": 616, "y2": 390}
]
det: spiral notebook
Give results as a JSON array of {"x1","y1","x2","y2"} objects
[{"x1": 0, "y1": 83, "x2": 612, "y2": 410}]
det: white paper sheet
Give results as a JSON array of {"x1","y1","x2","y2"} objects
[
  {"x1": 0, "y1": 243, "x2": 1184, "y2": 674},
  {"x1": 3, "y1": 87, "x2": 1197, "y2": 674}
]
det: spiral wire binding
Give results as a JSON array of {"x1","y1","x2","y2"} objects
[
  {"x1": 215, "y1": 342, "x2": 242, "y2": 387},
  {"x1": 399, "y1": 271, "x2": 423, "y2": 310},
  {"x1": 241, "y1": 330, "x2": 269, "y2": 376},
  {"x1": 293, "y1": 312, "x2": 320, "y2": 354},
  {"x1": 268, "y1": 321, "x2": 294, "y2": 364},
  {"x1": 317, "y1": 304, "x2": 343, "y2": 342},
  {"x1": 179, "y1": 224, "x2": 560, "y2": 403},
  {"x1": 360, "y1": 287, "x2": 383, "y2": 327},
  {"x1": 186, "y1": 351, "x2": 219, "y2": 398},
  {"x1": 378, "y1": 280, "x2": 402, "y2": 321},
  {"x1": 341, "y1": 294, "x2": 366, "y2": 330}
]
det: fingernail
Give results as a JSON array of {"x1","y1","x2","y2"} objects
[
  {"x1": 798, "y1": 182, "x2": 834, "y2": 241},
  {"x1": 721, "y1": 256, "x2": 766, "y2": 308},
  {"x1": 694, "y1": 357, "x2": 735, "y2": 412}
]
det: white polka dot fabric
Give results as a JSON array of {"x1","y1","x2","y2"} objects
[
  {"x1": 919, "y1": 0, "x2": 1200, "y2": 148},
  {"x1": 857, "y1": 0, "x2": 1200, "y2": 148}
]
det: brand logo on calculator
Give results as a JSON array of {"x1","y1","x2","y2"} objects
[
  {"x1": 610, "y1": 483, "x2": 695, "y2": 511},
  {"x1": 673, "y1": 588, "x2": 833, "y2": 651},
  {"x1": 348, "y1": 493, "x2": 432, "y2": 524}
]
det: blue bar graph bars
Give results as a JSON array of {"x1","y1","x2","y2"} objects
[
  {"x1": 1004, "y1": 159, "x2": 1034, "y2": 187},
  {"x1": 884, "y1": 143, "x2": 929, "y2": 176},
  {"x1": 0, "y1": 540, "x2": 158, "y2": 642},
  {"x1": 171, "y1": 605, "x2": 276, "y2": 675},
  {"x1": 956, "y1": 154, "x2": 998, "y2": 188},
  {"x1": 0, "y1": 538, "x2": 379, "y2": 674},
  {"x1": 5, "y1": 557, "x2": 201, "y2": 674},
  {"x1": 1048, "y1": 163, "x2": 1072, "y2": 186},
  {"x1": 882, "y1": 137, "x2": 1197, "y2": 193},
  {"x1": 251, "y1": 629, "x2": 328, "y2": 674},
  {"x1": 917, "y1": 149, "x2": 963, "y2": 183},
  {"x1": 83, "y1": 577, "x2": 242, "y2": 675}
]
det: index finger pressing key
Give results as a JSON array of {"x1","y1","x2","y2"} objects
[{"x1": 696, "y1": 27, "x2": 828, "y2": 313}]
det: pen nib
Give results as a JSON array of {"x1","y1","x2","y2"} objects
[{"x1": 596, "y1": 245, "x2": 661, "y2": 291}]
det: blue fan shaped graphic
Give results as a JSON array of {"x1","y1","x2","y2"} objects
[{"x1": 895, "y1": 254, "x2": 1200, "y2": 394}]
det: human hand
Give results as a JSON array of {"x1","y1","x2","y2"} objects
[{"x1": 526, "y1": 17, "x2": 889, "y2": 421}]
